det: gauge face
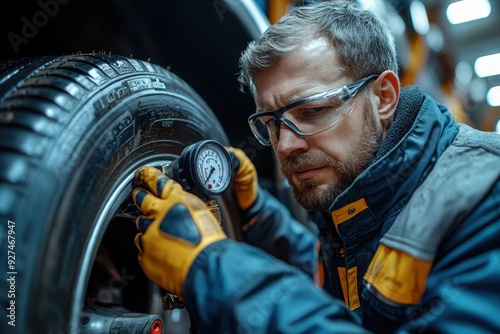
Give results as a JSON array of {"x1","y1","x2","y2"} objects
[{"x1": 193, "y1": 141, "x2": 231, "y2": 195}]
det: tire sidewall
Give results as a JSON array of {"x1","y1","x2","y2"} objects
[{"x1": 1, "y1": 55, "x2": 235, "y2": 333}]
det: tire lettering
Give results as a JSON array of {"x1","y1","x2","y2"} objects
[
  {"x1": 127, "y1": 78, "x2": 166, "y2": 92},
  {"x1": 95, "y1": 86, "x2": 129, "y2": 114}
]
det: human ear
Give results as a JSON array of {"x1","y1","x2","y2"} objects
[{"x1": 373, "y1": 70, "x2": 400, "y2": 122}]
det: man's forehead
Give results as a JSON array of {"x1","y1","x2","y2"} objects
[
  {"x1": 251, "y1": 35, "x2": 349, "y2": 109},
  {"x1": 298, "y1": 36, "x2": 333, "y2": 55}
]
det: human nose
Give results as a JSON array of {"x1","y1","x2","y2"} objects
[{"x1": 275, "y1": 123, "x2": 309, "y2": 157}]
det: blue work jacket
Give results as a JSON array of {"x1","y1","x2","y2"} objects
[{"x1": 184, "y1": 86, "x2": 500, "y2": 333}]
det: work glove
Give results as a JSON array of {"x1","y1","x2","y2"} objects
[
  {"x1": 132, "y1": 166, "x2": 227, "y2": 300},
  {"x1": 226, "y1": 147, "x2": 258, "y2": 211}
]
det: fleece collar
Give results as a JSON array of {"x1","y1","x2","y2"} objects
[{"x1": 325, "y1": 86, "x2": 459, "y2": 237}]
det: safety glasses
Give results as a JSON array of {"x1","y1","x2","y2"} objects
[{"x1": 248, "y1": 74, "x2": 379, "y2": 146}]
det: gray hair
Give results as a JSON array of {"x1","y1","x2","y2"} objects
[{"x1": 238, "y1": 1, "x2": 398, "y2": 95}]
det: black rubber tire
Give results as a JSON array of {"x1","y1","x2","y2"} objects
[{"x1": 0, "y1": 53, "x2": 242, "y2": 334}]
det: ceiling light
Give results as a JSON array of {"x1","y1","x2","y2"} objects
[
  {"x1": 410, "y1": 1, "x2": 430, "y2": 35},
  {"x1": 474, "y1": 53, "x2": 500, "y2": 78},
  {"x1": 486, "y1": 86, "x2": 500, "y2": 107},
  {"x1": 469, "y1": 78, "x2": 487, "y2": 103},
  {"x1": 426, "y1": 24, "x2": 444, "y2": 52},
  {"x1": 455, "y1": 61, "x2": 473, "y2": 88},
  {"x1": 446, "y1": 0, "x2": 491, "y2": 25}
]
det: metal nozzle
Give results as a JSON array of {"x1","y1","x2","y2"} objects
[{"x1": 161, "y1": 162, "x2": 174, "y2": 178}]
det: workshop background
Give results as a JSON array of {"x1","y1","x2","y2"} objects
[
  {"x1": 1, "y1": 1, "x2": 499, "y2": 333},
  {"x1": 1, "y1": 0, "x2": 500, "y2": 139}
]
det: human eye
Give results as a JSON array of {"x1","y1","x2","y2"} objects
[
  {"x1": 291, "y1": 103, "x2": 332, "y2": 121},
  {"x1": 305, "y1": 106, "x2": 325, "y2": 114},
  {"x1": 258, "y1": 115, "x2": 277, "y2": 127}
]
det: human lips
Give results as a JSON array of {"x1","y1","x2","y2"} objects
[{"x1": 292, "y1": 165, "x2": 326, "y2": 180}]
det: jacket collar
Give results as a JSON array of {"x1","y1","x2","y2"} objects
[{"x1": 327, "y1": 86, "x2": 459, "y2": 237}]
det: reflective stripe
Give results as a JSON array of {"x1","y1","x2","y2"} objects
[
  {"x1": 348, "y1": 267, "x2": 361, "y2": 310},
  {"x1": 338, "y1": 266, "x2": 361, "y2": 310},
  {"x1": 331, "y1": 198, "x2": 369, "y2": 225},
  {"x1": 315, "y1": 242, "x2": 325, "y2": 287},
  {"x1": 338, "y1": 267, "x2": 348, "y2": 306},
  {"x1": 316, "y1": 260, "x2": 325, "y2": 287},
  {"x1": 331, "y1": 199, "x2": 366, "y2": 309},
  {"x1": 364, "y1": 243, "x2": 432, "y2": 304},
  {"x1": 363, "y1": 125, "x2": 500, "y2": 306},
  {"x1": 381, "y1": 125, "x2": 500, "y2": 261}
]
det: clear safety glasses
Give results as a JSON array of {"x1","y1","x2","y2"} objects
[{"x1": 248, "y1": 74, "x2": 379, "y2": 146}]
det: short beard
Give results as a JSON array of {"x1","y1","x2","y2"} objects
[{"x1": 281, "y1": 105, "x2": 383, "y2": 212}]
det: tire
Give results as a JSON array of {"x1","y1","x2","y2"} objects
[{"x1": 0, "y1": 53, "x2": 243, "y2": 334}]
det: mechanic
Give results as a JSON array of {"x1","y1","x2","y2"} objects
[{"x1": 131, "y1": 1, "x2": 500, "y2": 333}]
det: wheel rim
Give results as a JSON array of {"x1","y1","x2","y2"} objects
[{"x1": 72, "y1": 155, "x2": 181, "y2": 333}]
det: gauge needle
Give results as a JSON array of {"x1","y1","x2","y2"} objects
[{"x1": 204, "y1": 166, "x2": 215, "y2": 185}]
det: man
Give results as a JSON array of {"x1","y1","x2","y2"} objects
[{"x1": 132, "y1": 1, "x2": 500, "y2": 333}]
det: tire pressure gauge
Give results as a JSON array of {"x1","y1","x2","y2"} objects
[
  {"x1": 162, "y1": 140, "x2": 232, "y2": 200},
  {"x1": 160, "y1": 140, "x2": 232, "y2": 312}
]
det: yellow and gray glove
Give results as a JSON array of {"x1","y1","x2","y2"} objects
[
  {"x1": 132, "y1": 166, "x2": 227, "y2": 300},
  {"x1": 226, "y1": 147, "x2": 258, "y2": 211}
]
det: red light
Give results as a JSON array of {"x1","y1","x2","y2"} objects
[{"x1": 150, "y1": 319, "x2": 162, "y2": 334}]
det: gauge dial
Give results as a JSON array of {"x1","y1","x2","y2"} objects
[
  {"x1": 195, "y1": 142, "x2": 231, "y2": 195},
  {"x1": 165, "y1": 140, "x2": 232, "y2": 199}
]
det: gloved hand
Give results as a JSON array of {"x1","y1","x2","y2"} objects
[
  {"x1": 132, "y1": 166, "x2": 227, "y2": 300},
  {"x1": 226, "y1": 147, "x2": 258, "y2": 211}
]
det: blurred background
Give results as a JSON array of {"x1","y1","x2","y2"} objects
[
  {"x1": 261, "y1": 0, "x2": 500, "y2": 133},
  {"x1": 1, "y1": 0, "x2": 499, "y2": 145}
]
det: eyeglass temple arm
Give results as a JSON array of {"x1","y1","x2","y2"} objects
[{"x1": 346, "y1": 74, "x2": 379, "y2": 95}]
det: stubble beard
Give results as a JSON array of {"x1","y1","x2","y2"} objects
[{"x1": 281, "y1": 106, "x2": 383, "y2": 212}]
